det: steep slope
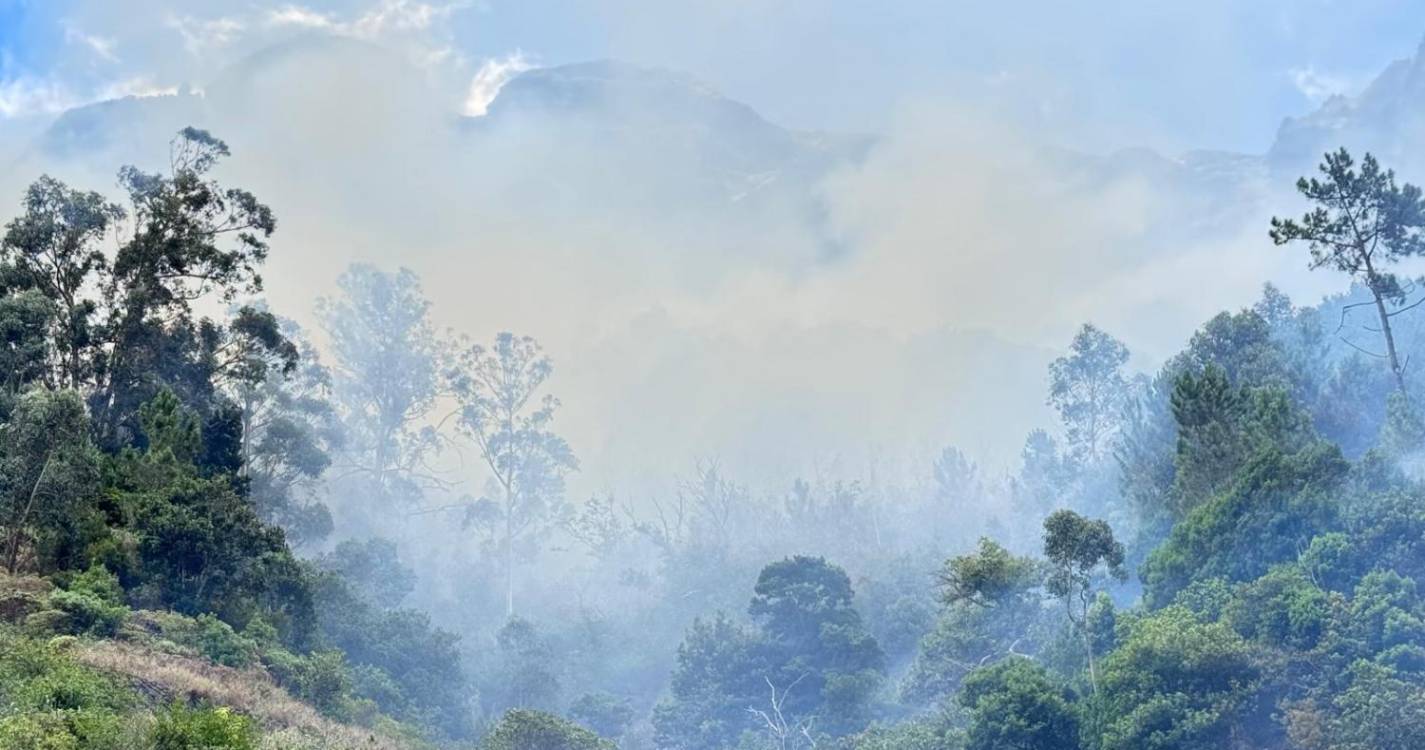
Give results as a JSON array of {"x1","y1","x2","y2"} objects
[{"x1": 0, "y1": 573, "x2": 429, "y2": 750}]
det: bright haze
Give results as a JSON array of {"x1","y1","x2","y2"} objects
[{"x1": 4, "y1": 0, "x2": 1425, "y2": 494}]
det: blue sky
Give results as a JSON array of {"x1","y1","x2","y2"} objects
[{"x1": 3, "y1": 0, "x2": 1425, "y2": 153}]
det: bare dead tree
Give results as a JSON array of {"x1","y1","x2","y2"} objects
[{"x1": 746, "y1": 674, "x2": 817, "y2": 750}]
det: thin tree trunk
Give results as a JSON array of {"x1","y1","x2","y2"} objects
[
  {"x1": 1083, "y1": 627, "x2": 1100, "y2": 695},
  {"x1": 5, "y1": 455, "x2": 54, "y2": 574},
  {"x1": 506, "y1": 507, "x2": 514, "y2": 617},
  {"x1": 1372, "y1": 288, "x2": 1409, "y2": 395}
]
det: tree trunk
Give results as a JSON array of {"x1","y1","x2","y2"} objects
[
  {"x1": 1371, "y1": 287, "x2": 1409, "y2": 395},
  {"x1": 5, "y1": 455, "x2": 54, "y2": 574},
  {"x1": 503, "y1": 475, "x2": 516, "y2": 618},
  {"x1": 1082, "y1": 627, "x2": 1100, "y2": 695},
  {"x1": 505, "y1": 508, "x2": 514, "y2": 618}
]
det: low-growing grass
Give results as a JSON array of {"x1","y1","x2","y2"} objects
[
  {"x1": 74, "y1": 639, "x2": 426, "y2": 750},
  {"x1": 0, "y1": 623, "x2": 429, "y2": 750}
]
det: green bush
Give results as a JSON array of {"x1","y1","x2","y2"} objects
[
  {"x1": 0, "y1": 630, "x2": 137, "y2": 750},
  {"x1": 48, "y1": 590, "x2": 126, "y2": 637},
  {"x1": 240, "y1": 617, "x2": 278, "y2": 647},
  {"x1": 264, "y1": 648, "x2": 353, "y2": 719},
  {"x1": 67, "y1": 566, "x2": 125, "y2": 604},
  {"x1": 0, "y1": 713, "x2": 83, "y2": 750},
  {"x1": 481, "y1": 709, "x2": 615, "y2": 750},
  {"x1": 148, "y1": 704, "x2": 257, "y2": 750},
  {"x1": 349, "y1": 664, "x2": 406, "y2": 715},
  {"x1": 0, "y1": 637, "x2": 132, "y2": 714},
  {"x1": 0, "y1": 710, "x2": 132, "y2": 750},
  {"x1": 294, "y1": 651, "x2": 353, "y2": 718},
  {"x1": 193, "y1": 614, "x2": 258, "y2": 668},
  {"x1": 48, "y1": 565, "x2": 128, "y2": 636},
  {"x1": 569, "y1": 692, "x2": 634, "y2": 739},
  {"x1": 23, "y1": 609, "x2": 71, "y2": 637},
  {"x1": 836, "y1": 719, "x2": 963, "y2": 750}
]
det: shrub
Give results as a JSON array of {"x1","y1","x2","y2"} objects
[
  {"x1": 350, "y1": 664, "x2": 406, "y2": 715},
  {"x1": 265, "y1": 648, "x2": 353, "y2": 719},
  {"x1": 67, "y1": 565, "x2": 125, "y2": 604},
  {"x1": 481, "y1": 709, "x2": 615, "y2": 750},
  {"x1": 0, "y1": 713, "x2": 83, "y2": 750},
  {"x1": 23, "y1": 609, "x2": 71, "y2": 637},
  {"x1": 569, "y1": 692, "x2": 634, "y2": 739},
  {"x1": 194, "y1": 614, "x2": 258, "y2": 668},
  {"x1": 0, "y1": 637, "x2": 132, "y2": 714},
  {"x1": 149, "y1": 704, "x2": 258, "y2": 750},
  {"x1": 47, "y1": 565, "x2": 128, "y2": 636},
  {"x1": 0, "y1": 710, "x2": 132, "y2": 750},
  {"x1": 0, "y1": 630, "x2": 136, "y2": 750},
  {"x1": 295, "y1": 651, "x2": 354, "y2": 718},
  {"x1": 49, "y1": 590, "x2": 126, "y2": 636}
]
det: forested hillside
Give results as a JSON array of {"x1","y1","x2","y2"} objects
[{"x1": 6, "y1": 125, "x2": 1425, "y2": 748}]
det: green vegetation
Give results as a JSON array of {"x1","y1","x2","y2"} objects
[
  {"x1": 8, "y1": 123, "x2": 1425, "y2": 749},
  {"x1": 0, "y1": 130, "x2": 467, "y2": 748}
]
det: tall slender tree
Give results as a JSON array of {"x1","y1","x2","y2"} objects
[
  {"x1": 1271, "y1": 149, "x2": 1425, "y2": 395},
  {"x1": 1043, "y1": 509, "x2": 1126, "y2": 695},
  {"x1": 453, "y1": 332, "x2": 576, "y2": 616},
  {"x1": 318, "y1": 264, "x2": 446, "y2": 521},
  {"x1": 1048, "y1": 324, "x2": 1131, "y2": 462},
  {"x1": 0, "y1": 176, "x2": 123, "y2": 389},
  {"x1": 97, "y1": 128, "x2": 280, "y2": 442},
  {"x1": 0, "y1": 388, "x2": 100, "y2": 573}
]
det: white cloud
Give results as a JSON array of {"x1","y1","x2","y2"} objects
[
  {"x1": 166, "y1": 14, "x2": 246, "y2": 55},
  {"x1": 96, "y1": 77, "x2": 181, "y2": 100},
  {"x1": 349, "y1": 0, "x2": 464, "y2": 37},
  {"x1": 0, "y1": 73, "x2": 188, "y2": 119},
  {"x1": 262, "y1": 1, "x2": 472, "y2": 75},
  {"x1": 1289, "y1": 65, "x2": 1355, "y2": 104},
  {"x1": 0, "y1": 76, "x2": 76, "y2": 118},
  {"x1": 265, "y1": 5, "x2": 335, "y2": 30},
  {"x1": 462, "y1": 52, "x2": 531, "y2": 116},
  {"x1": 267, "y1": 1, "x2": 466, "y2": 40},
  {"x1": 63, "y1": 25, "x2": 120, "y2": 63}
]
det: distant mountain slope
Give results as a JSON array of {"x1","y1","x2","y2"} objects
[
  {"x1": 1269, "y1": 38, "x2": 1425, "y2": 179},
  {"x1": 478, "y1": 59, "x2": 870, "y2": 192},
  {"x1": 30, "y1": 31, "x2": 1425, "y2": 226}
]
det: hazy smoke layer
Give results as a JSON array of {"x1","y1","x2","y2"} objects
[{"x1": 0, "y1": 0, "x2": 1388, "y2": 497}]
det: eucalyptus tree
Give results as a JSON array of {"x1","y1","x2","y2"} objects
[
  {"x1": 453, "y1": 332, "x2": 576, "y2": 616},
  {"x1": 1048, "y1": 324, "x2": 1131, "y2": 462},
  {"x1": 318, "y1": 264, "x2": 448, "y2": 520},
  {"x1": 229, "y1": 313, "x2": 341, "y2": 546},
  {"x1": 0, "y1": 175, "x2": 123, "y2": 389},
  {"x1": 97, "y1": 128, "x2": 282, "y2": 443},
  {"x1": 1043, "y1": 509, "x2": 1126, "y2": 694},
  {"x1": 0, "y1": 388, "x2": 100, "y2": 573}
]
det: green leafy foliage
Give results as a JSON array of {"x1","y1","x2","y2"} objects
[
  {"x1": 49, "y1": 565, "x2": 128, "y2": 636},
  {"x1": 568, "y1": 691, "x2": 634, "y2": 740},
  {"x1": 0, "y1": 627, "x2": 136, "y2": 749},
  {"x1": 480, "y1": 709, "x2": 613, "y2": 750},
  {"x1": 148, "y1": 703, "x2": 257, "y2": 750},
  {"x1": 1088, "y1": 606, "x2": 1260, "y2": 750},
  {"x1": 653, "y1": 612, "x2": 768, "y2": 750},
  {"x1": 958, "y1": 658, "x2": 1078, "y2": 750}
]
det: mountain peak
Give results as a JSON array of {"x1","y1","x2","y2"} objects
[
  {"x1": 1269, "y1": 38, "x2": 1425, "y2": 177},
  {"x1": 483, "y1": 59, "x2": 762, "y2": 127}
]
